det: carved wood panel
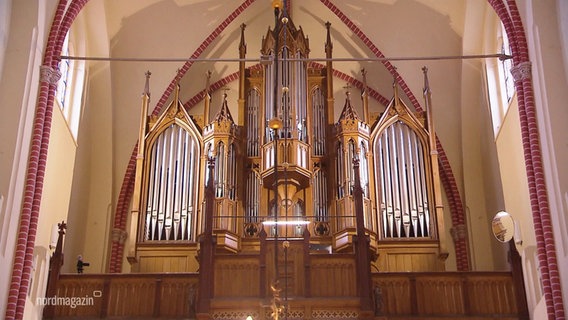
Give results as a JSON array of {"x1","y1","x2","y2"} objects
[
  {"x1": 214, "y1": 256, "x2": 260, "y2": 297},
  {"x1": 310, "y1": 255, "x2": 357, "y2": 297}
]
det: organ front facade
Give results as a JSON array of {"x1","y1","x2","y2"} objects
[{"x1": 125, "y1": 5, "x2": 448, "y2": 309}]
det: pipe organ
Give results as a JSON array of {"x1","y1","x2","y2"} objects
[{"x1": 126, "y1": 9, "x2": 447, "y2": 276}]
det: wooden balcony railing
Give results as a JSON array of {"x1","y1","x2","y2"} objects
[
  {"x1": 47, "y1": 271, "x2": 524, "y2": 319},
  {"x1": 47, "y1": 273, "x2": 198, "y2": 319},
  {"x1": 373, "y1": 272, "x2": 523, "y2": 319}
]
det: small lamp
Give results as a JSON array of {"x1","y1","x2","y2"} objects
[
  {"x1": 268, "y1": 117, "x2": 283, "y2": 130},
  {"x1": 271, "y1": 0, "x2": 282, "y2": 9}
]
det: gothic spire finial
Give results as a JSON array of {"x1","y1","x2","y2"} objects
[
  {"x1": 213, "y1": 88, "x2": 234, "y2": 123},
  {"x1": 239, "y1": 23, "x2": 247, "y2": 56},
  {"x1": 144, "y1": 71, "x2": 151, "y2": 97},
  {"x1": 338, "y1": 84, "x2": 360, "y2": 121},
  {"x1": 325, "y1": 21, "x2": 333, "y2": 51},
  {"x1": 361, "y1": 68, "x2": 368, "y2": 97},
  {"x1": 422, "y1": 66, "x2": 431, "y2": 95},
  {"x1": 392, "y1": 72, "x2": 400, "y2": 103},
  {"x1": 205, "y1": 70, "x2": 212, "y2": 96}
]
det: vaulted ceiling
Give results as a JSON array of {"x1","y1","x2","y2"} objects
[{"x1": 80, "y1": 0, "x2": 488, "y2": 117}]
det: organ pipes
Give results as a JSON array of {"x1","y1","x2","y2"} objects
[
  {"x1": 245, "y1": 171, "x2": 260, "y2": 223},
  {"x1": 313, "y1": 170, "x2": 328, "y2": 221},
  {"x1": 376, "y1": 122, "x2": 430, "y2": 238},
  {"x1": 312, "y1": 87, "x2": 326, "y2": 156},
  {"x1": 144, "y1": 125, "x2": 198, "y2": 241},
  {"x1": 131, "y1": 80, "x2": 203, "y2": 248},
  {"x1": 246, "y1": 89, "x2": 261, "y2": 157}
]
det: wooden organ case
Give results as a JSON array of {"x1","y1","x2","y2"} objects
[{"x1": 125, "y1": 6, "x2": 448, "y2": 318}]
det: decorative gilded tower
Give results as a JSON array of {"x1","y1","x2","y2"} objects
[
  {"x1": 203, "y1": 92, "x2": 241, "y2": 252},
  {"x1": 333, "y1": 88, "x2": 373, "y2": 251}
]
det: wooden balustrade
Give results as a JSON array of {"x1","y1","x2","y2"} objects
[
  {"x1": 373, "y1": 272, "x2": 521, "y2": 319},
  {"x1": 49, "y1": 271, "x2": 522, "y2": 319},
  {"x1": 50, "y1": 273, "x2": 198, "y2": 319}
]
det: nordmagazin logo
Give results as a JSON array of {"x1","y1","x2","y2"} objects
[{"x1": 37, "y1": 290, "x2": 101, "y2": 308}]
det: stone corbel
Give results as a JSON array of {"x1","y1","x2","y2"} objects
[
  {"x1": 511, "y1": 61, "x2": 531, "y2": 82},
  {"x1": 40, "y1": 65, "x2": 62, "y2": 85},
  {"x1": 450, "y1": 224, "x2": 467, "y2": 241},
  {"x1": 111, "y1": 228, "x2": 128, "y2": 244}
]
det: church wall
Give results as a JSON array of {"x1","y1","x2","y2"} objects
[
  {"x1": 0, "y1": 0, "x2": 58, "y2": 316},
  {"x1": 63, "y1": 1, "x2": 115, "y2": 274},
  {"x1": 440, "y1": 194, "x2": 457, "y2": 271},
  {"x1": 520, "y1": 0, "x2": 568, "y2": 314},
  {"x1": 495, "y1": 94, "x2": 539, "y2": 317},
  {"x1": 104, "y1": 0, "x2": 246, "y2": 218},
  {"x1": 64, "y1": 63, "x2": 114, "y2": 274},
  {"x1": 23, "y1": 101, "x2": 78, "y2": 320},
  {"x1": 459, "y1": 58, "x2": 502, "y2": 272},
  {"x1": 474, "y1": 1, "x2": 568, "y2": 319},
  {"x1": 490, "y1": 2, "x2": 568, "y2": 317},
  {"x1": 460, "y1": 1, "x2": 508, "y2": 272},
  {"x1": 0, "y1": 0, "x2": 12, "y2": 79}
]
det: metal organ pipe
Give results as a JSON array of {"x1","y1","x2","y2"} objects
[
  {"x1": 187, "y1": 138, "x2": 197, "y2": 238},
  {"x1": 336, "y1": 143, "x2": 344, "y2": 198},
  {"x1": 391, "y1": 125, "x2": 403, "y2": 237},
  {"x1": 166, "y1": 126, "x2": 176, "y2": 239},
  {"x1": 405, "y1": 127, "x2": 419, "y2": 237},
  {"x1": 247, "y1": 89, "x2": 260, "y2": 157},
  {"x1": 245, "y1": 172, "x2": 259, "y2": 223},
  {"x1": 180, "y1": 133, "x2": 189, "y2": 240},
  {"x1": 144, "y1": 125, "x2": 198, "y2": 241},
  {"x1": 397, "y1": 124, "x2": 410, "y2": 237},
  {"x1": 417, "y1": 139, "x2": 430, "y2": 236},
  {"x1": 172, "y1": 127, "x2": 182, "y2": 240},
  {"x1": 265, "y1": 66, "x2": 274, "y2": 142},
  {"x1": 312, "y1": 88, "x2": 325, "y2": 156},
  {"x1": 384, "y1": 128, "x2": 397, "y2": 237},
  {"x1": 376, "y1": 121, "x2": 431, "y2": 239},
  {"x1": 347, "y1": 141, "x2": 356, "y2": 195},
  {"x1": 227, "y1": 145, "x2": 233, "y2": 200},
  {"x1": 215, "y1": 143, "x2": 226, "y2": 197},
  {"x1": 158, "y1": 132, "x2": 168, "y2": 240},
  {"x1": 147, "y1": 140, "x2": 159, "y2": 240},
  {"x1": 376, "y1": 139, "x2": 389, "y2": 237}
]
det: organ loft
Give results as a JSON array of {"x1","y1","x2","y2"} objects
[{"x1": 125, "y1": 2, "x2": 447, "y2": 318}]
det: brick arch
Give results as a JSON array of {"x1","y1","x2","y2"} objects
[
  {"x1": 488, "y1": 1, "x2": 565, "y2": 318},
  {"x1": 6, "y1": 0, "x2": 92, "y2": 318}
]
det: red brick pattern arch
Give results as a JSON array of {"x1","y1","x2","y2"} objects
[
  {"x1": 5, "y1": 1, "x2": 565, "y2": 320},
  {"x1": 5, "y1": 0, "x2": 91, "y2": 318},
  {"x1": 488, "y1": 0, "x2": 565, "y2": 318}
]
